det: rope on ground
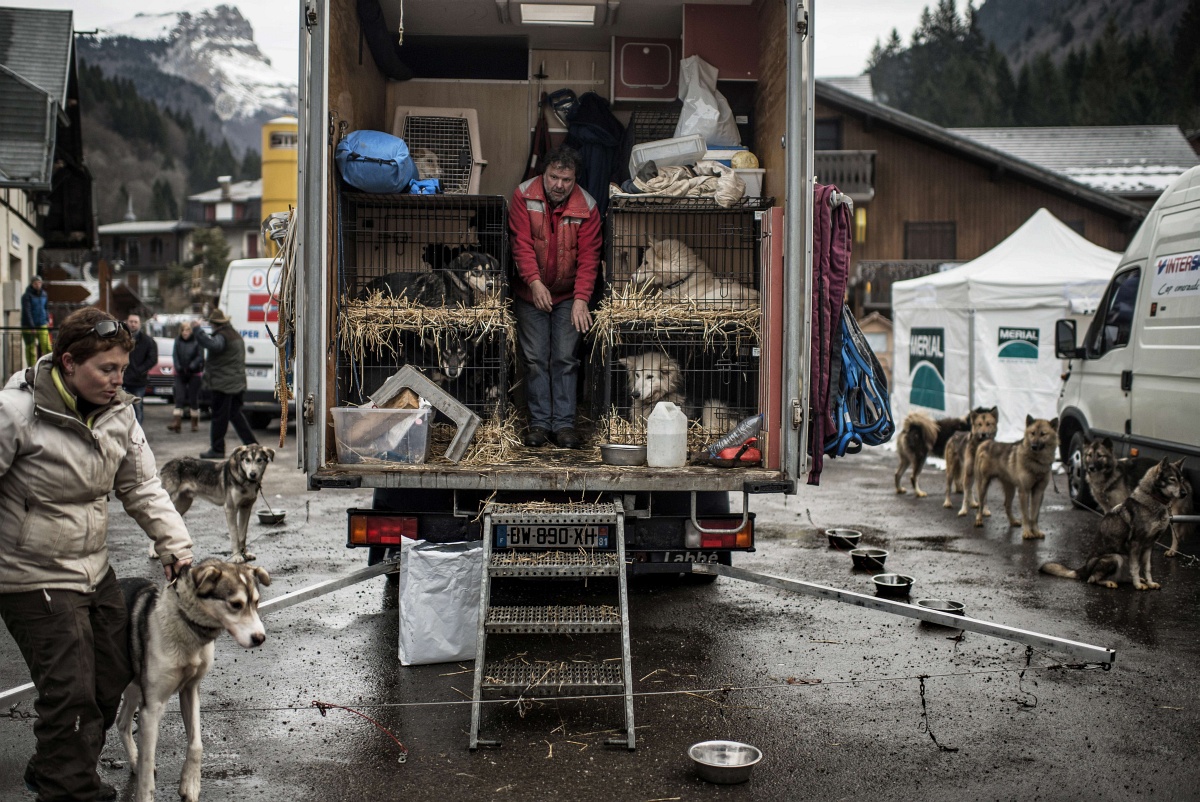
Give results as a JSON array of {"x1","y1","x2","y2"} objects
[{"x1": 312, "y1": 699, "x2": 408, "y2": 764}]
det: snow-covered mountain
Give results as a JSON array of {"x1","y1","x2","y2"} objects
[{"x1": 82, "y1": 4, "x2": 297, "y2": 156}]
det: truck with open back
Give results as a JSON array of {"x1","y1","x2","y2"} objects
[{"x1": 292, "y1": 0, "x2": 819, "y2": 748}]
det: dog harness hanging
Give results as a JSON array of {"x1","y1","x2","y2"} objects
[{"x1": 824, "y1": 305, "x2": 894, "y2": 458}]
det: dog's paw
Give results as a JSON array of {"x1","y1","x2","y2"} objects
[
  {"x1": 1165, "y1": 549, "x2": 1177, "y2": 558},
  {"x1": 895, "y1": 487, "x2": 907, "y2": 495},
  {"x1": 957, "y1": 509, "x2": 968, "y2": 518},
  {"x1": 1102, "y1": 581, "x2": 1118, "y2": 589},
  {"x1": 973, "y1": 517, "x2": 983, "y2": 528},
  {"x1": 942, "y1": 499, "x2": 952, "y2": 509},
  {"x1": 915, "y1": 490, "x2": 928, "y2": 498},
  {"x1": 230, "y1": 553, "x2": 247, "y2": 564},
  {"x1": 1148, "y1": 581, "x2": 1161, "y2": 590},
  {"x1": 242, "y1": 550, "x2": 256, "y2": 562},
  {"x1": 1133, "y1": 582, "x2": 1148, "y2": 591},
  {"x1": 1021, "y1": 529, "x2": 1044, "y2": 540},
  {"x1": 982, "y1": 508, "x2": 992, "y2": 517}
]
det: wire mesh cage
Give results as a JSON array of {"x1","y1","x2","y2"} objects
[
  {"x1": 597, "y1": 331, "x2": 760, "y2": 446},
  {"x1": 628, "y1": 107, "x2": 683, "y2": 146},
  {"x1": 336, "y1": 192, "x2": 511, "y2": 415},
  {"x1": 391, "y1": 107, "x2": 486, "y2": 194}
]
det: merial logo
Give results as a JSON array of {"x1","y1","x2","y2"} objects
[
  {"x1": 998, "y1": 327, "x2": 1039, "y2": 360},
  {"x1": 909, "y1": 327, "x2": 945, "y2": 410}
]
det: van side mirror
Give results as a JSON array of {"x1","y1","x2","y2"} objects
[{"x1": 1055, "y1": 319, "x2": 1080, "y2": 359}]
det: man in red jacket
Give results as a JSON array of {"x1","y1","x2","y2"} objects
[{"x1": 509, "y1": 146, "x2": 601, "y2": 449}]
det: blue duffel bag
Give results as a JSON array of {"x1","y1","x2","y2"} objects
[{"x1": 335, "y1": 130, "x2": 417, "y2": 193}]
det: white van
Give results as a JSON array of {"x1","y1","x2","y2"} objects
[
  {"x1": 218, "y1": 257, "x2": 292, "y2": 429},
  {"x1": 1056, "y1": 164, "x2": 1200, "y2": 506}
]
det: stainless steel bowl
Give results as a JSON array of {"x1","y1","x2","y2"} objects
[
  {"x1": 916, "y1": 598, "x2": 965, "y2": 616},
  {"x1": 688, "y1": 740, "x2": 763, "y2": 784},
  {"x1": 257, "y1": 509, "x2": 286, "y2": 525},
  {"x1": 873, "y1": 573, "x2": 914, "y2": 597},
  {"x1": 849, "y1": 547, "x2": 888, "y2": 570},
  {"x1": 825, "y1": 528, "x2": 862, "y2": 549},
  {"x1": 599, "y1": 443, "x2": 647, "y2": 466}
]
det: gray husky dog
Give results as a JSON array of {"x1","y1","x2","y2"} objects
[
  {"x1": 1041, "y1": 458, "x2": 1189, "y2": 589},
  {"x1": 1083, "y1": 437, "x2": 1139, "y2": 513},
  {"x1": 118, "y1": 560, "x2": 270, "y2": 802},
  {"x1": 973, "y1": 415, "x2": 1059, "y2": 539},
  {"x1": 156, "y1": 444, "x2": 276, "y2": 563},
  {"x1": 944, "y1": 406, "x2": 999, "y2": 515}
]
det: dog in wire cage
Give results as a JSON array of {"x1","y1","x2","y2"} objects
[
  {"x1": 358, "y1": 250, "x2": 498, "y2": 306},
  {"x1": 631, "y1": 238, "x2": 759, "y2": 309},
  {"x1": 617, "y1": 350, "x2": 737, "y2": 434}
]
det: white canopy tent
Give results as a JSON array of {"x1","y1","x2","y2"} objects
[{"x1": 891, "y1": 208, "x2": 1121, "y2": 440}]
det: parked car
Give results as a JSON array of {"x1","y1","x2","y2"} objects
[{"x1": 147, "y1": 335, "x2": 211, "y2": 415}]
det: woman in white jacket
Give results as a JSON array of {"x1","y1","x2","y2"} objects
[{"x1": 0, "y1": 307, "x2": 194, "y2": 802}]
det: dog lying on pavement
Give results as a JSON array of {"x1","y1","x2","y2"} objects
[
  {"x1": 155, "y1": 444, "x2": 275, "y2": 563},
  {"x1": 117, "y1": 559, "x2": 270, "y2": 802}
]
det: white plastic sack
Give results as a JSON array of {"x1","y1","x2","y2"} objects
[
  {"x1": 398, "y1": 539, "x2": 484, "y2": 666},
  {"x1": 674, "y1": 55, "x2": 742, "y2": 148}
]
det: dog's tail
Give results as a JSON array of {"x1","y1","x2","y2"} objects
[
  {"x1": 1039, "y1": 562, "x2": 1079, "y2": 580},
  {"x1": 901, "y1": 414, "x2": 933, "y2": 462}
]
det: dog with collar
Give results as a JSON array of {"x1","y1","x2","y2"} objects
[
  {"x1": 155, "y1": 444, "x2": 275, "y2": 563},
  {"x1": 117, "y1": 559, "x2": 269, "y2": 802}
]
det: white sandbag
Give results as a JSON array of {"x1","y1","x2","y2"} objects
[
  {"x1": 674, "y1": 55, "x2": 742, "y2": 148},
  {"x1": 398, "y1": 539, "x2": 483, "y2": 666}
]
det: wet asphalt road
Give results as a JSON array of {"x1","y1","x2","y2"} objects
[{"x1": 2, "y1": 400, "x2": 1199, "y2": 801}]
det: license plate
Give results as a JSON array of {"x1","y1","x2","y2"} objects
[
  {"x1": 495, "y1": 524, "x2": 609, "y2": 549},
  {"x1": 151, "y1": 386, "x2": 173, "y2": 396},
  {"x1": 654, "y1": 551, "x2": 723, "y2": 564},
  {"x1": 246, "y1": 367, "x2": 269, "y2": 377}
]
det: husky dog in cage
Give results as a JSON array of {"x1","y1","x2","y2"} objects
[
  {"x1": 412, "y1": 147, "x2": 442, "y2": 180},
  {"x1": 358, "y1": 251, "x2": 498, "y2": 306},
  {"x1": 632, "y1": 238, "x2": 760, "y2": 309},
  {"x1": 618, "y1": 351, "x2": 686, "y2": 421},
  {"x1": 422, "y1": 329, "x2": 502, "y2": 410}
]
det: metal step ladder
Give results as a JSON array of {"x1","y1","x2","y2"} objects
[{"x1": 469, "y1": 501, "x2": 635, "y2": 750}]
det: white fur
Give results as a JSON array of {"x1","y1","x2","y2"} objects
[{"x1": 632, "y1": 238, "x2": 759, "y2": 309}]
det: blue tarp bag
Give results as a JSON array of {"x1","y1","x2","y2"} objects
[
  {"x1": 335, "y1": 130, "x2": 417, "y2": 193},
  {"x1": 408, "y1": 178, "x2": 441, "y2": 195},
  {"x1": 824, "y1": 304, "x2": 894, "y2": 457}
]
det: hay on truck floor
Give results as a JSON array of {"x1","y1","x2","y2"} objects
[{"x1": 339, "y1": 290, "x2": 515, "y2": 360}]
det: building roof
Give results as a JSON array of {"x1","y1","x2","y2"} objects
[
  {"x1": 98, "y1": 220, "x2": 197, "y2": 236},
  {"x1": 188, "y1": 178, "x2": 262, "y2": 204},
  {"x1": 819, "y1": 75, "x2": 874, "y2": 102},
  {"x1": 947, "y1": 126, "x2": 1200, "y2": 197},
  {"x1": 0, "y1": 7, "x2": 73, "y2": 190},
  {"x1": 814, "y1": 80, "x2": 1148, "y2": 224}
]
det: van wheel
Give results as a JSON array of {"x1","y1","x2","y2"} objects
[{"x1": 1067, "y1": 431, "x2": 1098, "y2": 511}]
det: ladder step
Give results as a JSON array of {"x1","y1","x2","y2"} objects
[
  {"x1": 486, "y1": 605, "x2": 622, "y2": 634},
  {"x1": 481, "y1": 660, "x2": 624, "y2": 696},
  {"x1": 489, "y1": 550, "x2": 620, "y2": 577},
  {"x1": 485, "y1": 501, "x2": 621, "y2": 524}
]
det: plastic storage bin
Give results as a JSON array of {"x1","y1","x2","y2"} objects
[
  {"x1": 629, "y1": 134, "x2": 706, "y2": 179},
  {"x1": 331, "y1": 407, "x2": 433, "y2": 464},
  {"x1": 734, "y1": 168, "x2": 764, "y2": 198}
]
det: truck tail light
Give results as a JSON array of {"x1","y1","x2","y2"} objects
[
  {"x1": 349, "y1": 514, "x2": 418, "y2": 546},
  {"x1": 688, "y1": 519, "x2": 753, "y2": 549}
]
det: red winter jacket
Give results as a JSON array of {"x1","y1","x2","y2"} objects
[{"x1": 509, "y1": 176, "x2": 602, "y2": 305}]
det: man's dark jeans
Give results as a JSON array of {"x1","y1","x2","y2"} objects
[
  {"x1": 515, "y1": 297, "x2": 582, "y2": 433},
  {"x1": 208, "y1": 390, "x2": 257, "y2": 454}
]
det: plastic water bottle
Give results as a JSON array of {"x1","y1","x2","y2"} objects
[
  {"x1": 706, "y1": 414, "x2": 763, "y2": 458},
  {"x1": 646, "y1": 401, "x2": 688, "y2": 467}
]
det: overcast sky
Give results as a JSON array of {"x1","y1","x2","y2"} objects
[{"x1": 13, "y1": 0, "x2": 934, "y2": 81}]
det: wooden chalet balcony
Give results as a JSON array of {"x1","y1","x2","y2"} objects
[
  {"x1": 815, "y1": 150, "x2": 875, "y2": 202},
  {"x1": 852, "y1": 259, "x2": 965, "y2": 314}
]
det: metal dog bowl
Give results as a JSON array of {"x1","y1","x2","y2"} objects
[
  {"x1": 825, "y1": 528, "x2": 862, "y2": 549},
  {"x1": 257, "y1": 509, "x2": 286, "y2": 525},
  {"x1": 599, "y1": 443, "x2": 647, "y2": 467},
  {"x1": 849, "y1": 547, "x2": 889, "y2": 570},
  {"x1": 916, "y1": 598, "x2": 965, "y2": 616},
  {"x1": 872, "y1": 573, "x2": 914, "y2": 598},
  {"x1": 688, "y1": 740, "x2": 763, "y2": 785}
]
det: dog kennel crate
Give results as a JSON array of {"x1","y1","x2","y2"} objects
[
  {"x1": 594, "y1": 196, "x2": 773, "y2": 444},
  {"x1": 335, "y1": 191, "x2": 510, "y2": 419},
  {"x1": 391, "y1": 106, "x2": 487, "y2": 194}
]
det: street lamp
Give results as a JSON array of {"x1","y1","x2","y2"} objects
[{"x1": 35, "y1": 195, "x2": 51, "y2": 218}]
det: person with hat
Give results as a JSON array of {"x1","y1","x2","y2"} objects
[
  {"x1": 192, "y1": 308, "x2": 258, "y2": 459},
  {"x1": 20, "y1": 275, "x2": 51, "y2": 367}
]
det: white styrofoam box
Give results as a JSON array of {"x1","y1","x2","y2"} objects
[
  {"x1": 629, "y1": 134, "x2": 706, "y2": 178},
  {"x1": 735, "y1": 168, "x2": 765, "y2": 198}
]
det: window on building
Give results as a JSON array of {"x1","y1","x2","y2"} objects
[
  {"x1": 815, "y1": 118, "x2": 843, "y2": 151},
  {"x1": 246, "y1": 233, "x2": 258, "y2": 259},
  {"x1": 216, "y1": 202, "x2": 234, "y2": 221},
  {"x1": 904, "y1": 222, "x2": 956, "y2": 260},
  {"x1": 127, "y1": 239, "x2": 141, "y2": 267},
  {"x1": 205, "y1": 205, "x2": 215, "y2": 222},
  {"x1": 150, "y1": 237, "x2": 164, "y2": 261}
]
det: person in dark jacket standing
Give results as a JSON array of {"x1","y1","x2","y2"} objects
[
  {"x1": 121, "y1": 313, "x2": 157, "y2": 426},
  {"x1": 193, "y1": 308, "x2": 257, "y2": 459},
  {"x1": 508, "y1": 145, "x2": 601, "y2": 449},
  {"x1": 167, "y1": 322, "x2": 205, "y2": 433},
  {"x1": 20, "y1": 275, "x2": 51, "y2": 367}
]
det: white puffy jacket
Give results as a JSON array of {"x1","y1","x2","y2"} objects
[{"x1": 0, "y1": 357, "x2": 192, "y2": 594}]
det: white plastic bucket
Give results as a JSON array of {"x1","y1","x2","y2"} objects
[{"x1": 647, "y1": 401, "x2": 688, "y2": 467}]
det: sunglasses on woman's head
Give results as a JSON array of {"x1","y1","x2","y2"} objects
[{"x1": 93, "y1": 320, "x2": 131, "y2": 338}]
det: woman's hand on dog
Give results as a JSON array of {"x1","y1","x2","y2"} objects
[{"x1": 165, "y1": 557, "x2": 193, "y2": 581}]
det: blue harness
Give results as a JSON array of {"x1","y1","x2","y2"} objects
[{"x1": 823, "y1": 305, "x2": 894, "y2": 457}]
